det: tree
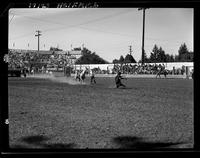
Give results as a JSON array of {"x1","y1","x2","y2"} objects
[
  {"x1": 148, "y1": 45, "x2": 168, "y2": 63},
  {"x1": 178, "y1": 43, "x2": 188, "y2": 55},
  {"x1": 138, "y1": 51, "x2": 149, "y2": 63},
  {"x1": 158, "y1": 47, "x2": 166, "y2": 62},
  {"x1": 170, "y1": 55, "x2": 175, "y2": 62},
  {"x1": 165, "y1": 54, "x2": 175, "y2": 62},
  {"x1": 188, "y1": 51, "x2": 193, "y2": 61},
  {"x1": 178, "y1": 43, "x2": 190, "y2": 62},
  {"x1": 112, "y1": 59, "x2": 119, "y2": 64},
  {"x1": 50, "y1": 47, "x2": 63, "y2": 51},
  {"x1": 174, "y1": 55, "x2": 179, "y2": 62},
  {"x1": 143, "y1": 50, "x2": 149, "y2": 63},
  {"x1": 165, "y1": 54, "x2": 170, "y2": 62},
  {"x1": 75, "y1": 47, "x2": 109, "y2": 64},
  {"x1": 124, "y1": 54, "x2": 137, "y2": 63},
  {"x1": 119, "y1": 55, "x2": 125, "y2": 64},
  {"x1": 149, "y1": 44, "x2": 159, "y2": 63}
]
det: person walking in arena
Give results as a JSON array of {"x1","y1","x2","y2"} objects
[
  {"x1": 90, "y1": 70, "x2": 96, "y2": 84},
  {"x1": 75, "y1": 70, "x2": 80, "y2": 82},
  {"x1": 156, "y1": 67, "x2": 162, "y2": 78},
  {"x1": 115, "y1": 71, "x2": 126, "y2": 88},
  {"x1": 22, "y1": 67, "x2": 27, "y2": 78}
]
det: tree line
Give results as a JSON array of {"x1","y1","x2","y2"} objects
[
  {"x1": 140, "y1": 43, "x2": 193, "y2": 63},
  {"x1": 113, "y1": 43, "x2": 193, "y2": 64},
  {"x1": 75, "y1": 47, "x2": 109, "y2": 64},
  {"x1": 50, "y1": 43, "x2": 193, "y2": 64}
]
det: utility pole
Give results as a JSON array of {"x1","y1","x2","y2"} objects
[
  {"x1": 129, "y1": 45, "x2": 132, "y2": 55},
  {"x1": 138, "y1": 8, "x2": 149, "y2": 65},
  {"x1": 35, "y1": 30, "x2": 42, "y2": 51}
]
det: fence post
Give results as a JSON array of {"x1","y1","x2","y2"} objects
[{"x1": 186, "y1": 66, "x2": 190, "y2": 79}]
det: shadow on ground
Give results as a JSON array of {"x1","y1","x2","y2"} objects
[
  {"x1": 12, "y1": 135, "x2": 76, "y2": 149},
  {"x1": 112, "y1": 136, "x2": 183, "y2": 149}
]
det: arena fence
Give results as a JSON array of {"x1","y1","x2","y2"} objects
[{"x1": 74, "y1": 62, "x2": 193, "y2": 71}]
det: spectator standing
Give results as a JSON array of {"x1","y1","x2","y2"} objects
[
  {"x1": 90, "y1": 70, "x2": 96, "y2": 84},
  {"x1": 156, "y1": 67, "x2": 162, "y2": 78},
  {"x1": 22, "y1": 67, "x2": 27, "y2": 78}
]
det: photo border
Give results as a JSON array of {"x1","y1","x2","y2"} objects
[{"x1": 1, "y1": 0, "x2": 199, "y2": 157}]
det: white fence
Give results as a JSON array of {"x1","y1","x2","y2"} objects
[{"x1": 74, "y1": 62, "x2": 193, "y2": 71}]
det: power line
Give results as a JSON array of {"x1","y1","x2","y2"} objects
[
  {"x1": 9, "y1": 9, "x2": 190, "y2": 50},
  {"x1": 42, "y1": 9, "x2": 135, "y2": 33},
  {"x1": 79, "y1": 25, "x2": 187, "y2": 44},
  {"x1": 10, "y1": 9, "x2": 134, "y2": 40},
  {"x1": 10, "y1": 32, "x2": 35, "y2": 41},
  {"x1": 11, "y1": 13, "x2": 65, "y2": 26},
  {"x1": 77, "y1": 26, "x2": 135, "y2": 38}
]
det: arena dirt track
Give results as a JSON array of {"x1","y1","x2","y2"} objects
[
  {"x1": 28, "y1": 74, "x2": 88, "y2": 85},
  {"x1": 8, "y1": 76, "x2": 193, "y2": 149}
]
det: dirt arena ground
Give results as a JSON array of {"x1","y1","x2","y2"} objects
[{"x1": 8, "y1": 74, "x2": 193, "y2": 149}]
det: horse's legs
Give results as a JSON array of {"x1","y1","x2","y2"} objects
[{"x1": 80, "y1": 77, "x2": 83, "y2": 84}]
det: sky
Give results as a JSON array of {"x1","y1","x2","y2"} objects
[{"x1": 9, "y1": 8, "x2": 193, "y2": 62}]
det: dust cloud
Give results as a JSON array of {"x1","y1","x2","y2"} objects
[{"x1": 28, "y1": 74, "x2": 87, "y2": 85}]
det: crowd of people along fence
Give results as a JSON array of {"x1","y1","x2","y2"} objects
[{"x1": 7, "y1": 50, "x2": 187, "y2": 76}]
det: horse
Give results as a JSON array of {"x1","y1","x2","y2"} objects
[
  {"x1": 156, "y1": 68, "x2": 168, "y2": 78},
  {"x1": 79, "y1": 69, "x2": 87, "y2": 83}
]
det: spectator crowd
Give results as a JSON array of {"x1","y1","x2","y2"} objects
[
  {"x1": 112, "y1": 63, "x2": 186, "y2": 75},
  {"x1": 7, "y1": 50, "x2": 187, "y2": 76}
]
